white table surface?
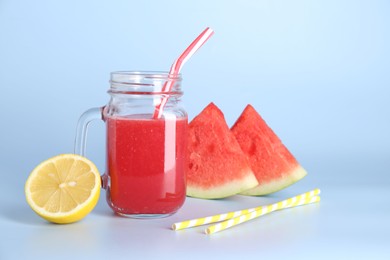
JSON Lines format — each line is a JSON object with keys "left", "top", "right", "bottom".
{"left": 1, "top": 166, "right": 389, "bottom": 260}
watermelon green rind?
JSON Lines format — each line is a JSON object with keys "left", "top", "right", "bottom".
{"left": 231, "top": 104, "right": 307, "bottom": 196}
{"left": 187, "top": 171, "right": 259, "bottom": 199}
{"left": 186, "top": 103, "right": 259, "bottom": 199}
{"left": 239, "top": 165, "right": 307, "bottom": 196}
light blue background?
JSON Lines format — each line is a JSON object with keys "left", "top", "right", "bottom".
{"left": 1, "top": 0, "right": 389, "bottom": 259}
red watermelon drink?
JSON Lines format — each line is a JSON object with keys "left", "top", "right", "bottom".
{"left": 106, "top": 115, "right": 187, "bottom": 217}
{"left": 72, "top": 71, "right": 189, "bottom": 218}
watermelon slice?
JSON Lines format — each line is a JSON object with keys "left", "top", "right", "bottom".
{"left": 186, "top": 103, "right": 258, "bottom": 199}
{"left": 231, "top": 104, "right": 307, "bottom": 196}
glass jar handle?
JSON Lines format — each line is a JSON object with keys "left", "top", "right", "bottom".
{"left": 74, "top": 106, "right": 108, "bottom": 188}
{"left": 74, "top": 107, "right": 104, "bottom": 156}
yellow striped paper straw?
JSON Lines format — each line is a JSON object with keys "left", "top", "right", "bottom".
{"left": 172, "top": 188, "right": 320, "bottom": 231}
{"left": 205, "top": 195, "right": 320, "bottom": 234}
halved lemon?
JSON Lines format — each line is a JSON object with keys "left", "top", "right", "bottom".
{"left": 25, "top": 154, "right": 101, "bottom": 224}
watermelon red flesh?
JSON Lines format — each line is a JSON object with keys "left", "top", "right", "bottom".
{"left": 231, "top": 104, "right": 307, "bottom": 196}
{"left": 186, "top": 103, "right": 258, "bottom": 199}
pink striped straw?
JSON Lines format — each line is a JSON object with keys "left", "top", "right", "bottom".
{"left": 153, "top": 27, "right": 214, "bottom": 118}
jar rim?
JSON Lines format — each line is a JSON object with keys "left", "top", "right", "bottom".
{"left": 109, "top": 71, "right": 182, "bottom": 94}
{"left": 110, "top": 71, "right": 182, "bottom": 83}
